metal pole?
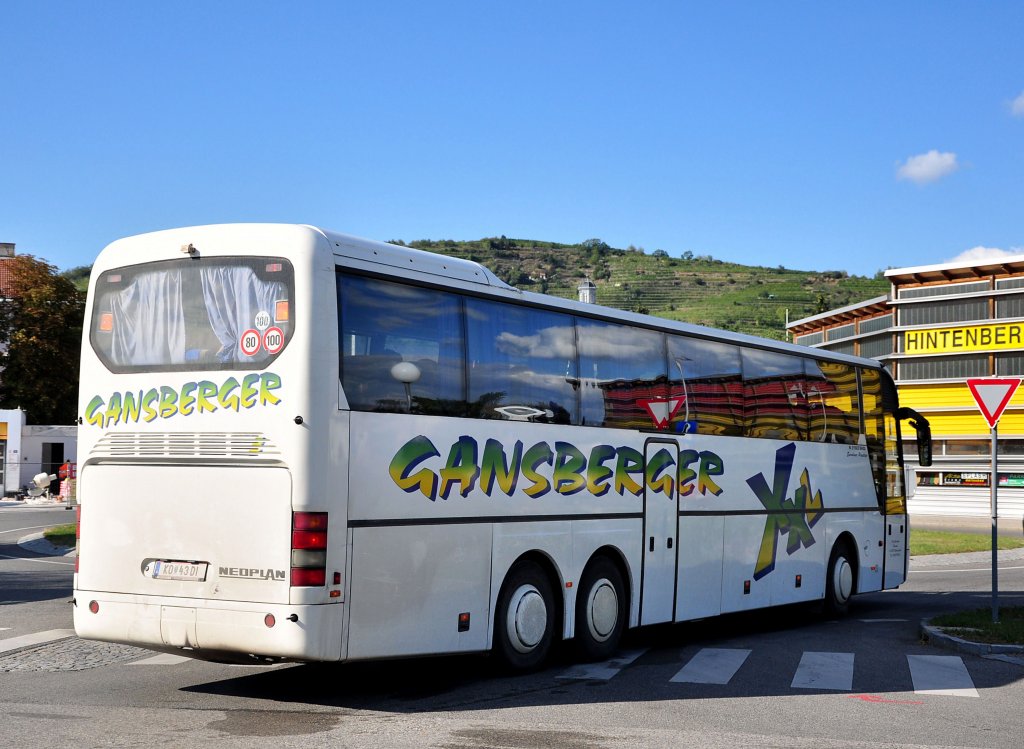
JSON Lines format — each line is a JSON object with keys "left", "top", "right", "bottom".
{"left": 991, "top": 423, "right": 999, "bottom": 624}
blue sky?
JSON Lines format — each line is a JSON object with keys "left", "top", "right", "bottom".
{"left": 3, "top": 2, "right": 1022, "bottom": 278}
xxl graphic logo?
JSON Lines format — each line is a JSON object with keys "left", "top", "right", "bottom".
{"left": 746, "top": 443, "right": 824, "bottom": 581}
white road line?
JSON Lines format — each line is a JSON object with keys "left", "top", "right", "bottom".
{"left": 907, "top": 655, "right": 979, "bottom": 698}
{"left": 0, "top": 553, "right": 74, "bottom": 566}
{"left": 670, "top": 648, "right": 751, "bottom": 685}
{"left": 911, "top": 565, "right": 1024, "bottom": 574}
{"left": 557, "top": 649, "right": 647, "bottom": 681}
{"left": 129, "top": 652, "right": 194, "bottom": 666}
{"left": 228, "top": 662, "right": 286, "bottom": 669}
{"left": 0, "top": 525, "right": 50, "bottom": 536}
{"left": 858, "top": 618, "right": 908, "bottom": 623}
{"left": 791, "top": 651, "right": 854, "bottom": 691}
{"left": 0, "top": 628, "right": 76, "bottom": 654}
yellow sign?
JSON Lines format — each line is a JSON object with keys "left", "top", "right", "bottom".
{"left": 904, "top": 323, "right": 1024, "bottom": 355}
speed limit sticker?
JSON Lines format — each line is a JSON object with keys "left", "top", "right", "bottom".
{"left": 240, "top": 329, "right": 261, "bottom": 357}
{"left": 254, "top": 310, "right": 271, "bottom": 331}
{"left": 263, "top": 326, "right": 285, "bottom": 354}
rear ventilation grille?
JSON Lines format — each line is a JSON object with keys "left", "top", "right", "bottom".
{"left": 92, "top": 432, "right": 282, "bottom": 460}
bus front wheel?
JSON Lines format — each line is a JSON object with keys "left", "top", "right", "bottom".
{"left": 574, "top": 556, "right": 626, "bottom": 662}
{"left": 825, "top": 542, "right": 856, "bottom": 616}
{"left": 494, "top": 560, "right": 556, "bottom": 671}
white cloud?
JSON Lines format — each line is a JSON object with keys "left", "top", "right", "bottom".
{"left": 947, "top": 246, "right": 1024, "bottom": 264}
{"left": 896, "top": 150, "right": 959, "bottom": 184}
{"left": 1013, "top": 91, "right": 1024, "bottom": 117}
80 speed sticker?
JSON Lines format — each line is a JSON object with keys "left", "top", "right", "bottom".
{"left": 240, "top": 329, "right": 261, "bottom": 357}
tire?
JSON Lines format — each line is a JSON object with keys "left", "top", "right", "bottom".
{"left": 493, "top": 560, "right": 556, "bottom": 672}
{"left": 824, "top": 542, "right": 856, "bottom": 616}
{"left": 574, "top": 556, "right": 626, "bottom": 662}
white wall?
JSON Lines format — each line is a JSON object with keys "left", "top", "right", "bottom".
{"left": 20, "top": 424, "right": 78, "bottom": 491}
{"left": 0, "top": 409, "right": 26, "bottom": 495}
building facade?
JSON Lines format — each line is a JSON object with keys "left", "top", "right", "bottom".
{"left": 788, "top": 255, "right": 1024, "bottom": 519}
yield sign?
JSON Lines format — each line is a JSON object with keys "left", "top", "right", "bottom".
{"left": 639, "top": 397, "right": 685, "bottom": 428}
{"left": 967, "top": 378, "right": 1021, "bottom": 429}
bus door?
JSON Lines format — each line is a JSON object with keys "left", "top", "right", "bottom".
{"left": 640, "top": 439, "right": 680, "bottom": 625}
{"left": 883, "top": 416, "right": 908, "bottom": 589}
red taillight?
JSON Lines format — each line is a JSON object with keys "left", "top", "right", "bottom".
{"left": 291, "top": 512, "right": 327, "bottom": 587}
{"left": 291, "top": 530, "right": 327, "bottom": 550}
{"left": 293, "top": 512, "right": 327, "bottom": 531}
{"left": 290, "top": 568, "right": 326, "bottom": 587}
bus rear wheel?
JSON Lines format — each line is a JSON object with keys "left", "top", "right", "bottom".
{"left": 494, "top": 560, "right": 556, "bottom": 672}
{"left": 825, "top": 542, "right": 856, "bottom": 616}
{"left": 574, "top": 556, "right": 626, "bottom": 662}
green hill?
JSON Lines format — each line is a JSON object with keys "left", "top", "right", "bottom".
{"left": 400, "top": 236, "right": 887, "bottom": 341}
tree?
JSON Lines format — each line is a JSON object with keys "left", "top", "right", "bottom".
{"left": 0, "top": 255, "right": 86, "bottom": 424}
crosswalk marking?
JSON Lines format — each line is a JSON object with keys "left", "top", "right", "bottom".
{"left": 0, "top": 627, "right": 987, "bottom": 698}
{"left": 907, "top": 655, "right": 979, "bottom": 698}
{"left": 0, "top": 628, "right": 75, "bottom": 654}
{"left": 130, "top": 652, "right": 193, "bottom": 666}
{"left": 791, "top": 651, "right": 854, "bottom": 691}
{"left": 557, "top": 649, "right": 647, "bottom": 681}
{"left": 670, "top": 647, "right": 751, "bottom": 684}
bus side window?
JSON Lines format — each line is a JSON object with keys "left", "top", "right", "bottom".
{"left": 741, "top": 349, "right": 806, "bottom": 441}
{"left": 577, "top": 320, "right": 666, "bottom": 430}
{"left": 466, "top": 299, "right": 578, "bottom": 424}
{"left": 808, "top": 360, "right": 859, "bottom": 444}
{"left": 860, "top": 367, "right": 887, "bottom": 508}
{"left": 339, "top": 275, "right": 466, "bottom": 415}
{"left": 667, "top": 335, "right": 743, "bottom": 436}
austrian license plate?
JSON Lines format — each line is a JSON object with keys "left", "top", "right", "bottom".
{"left": 146, "top": 560, "right": 208, "bottom": 582}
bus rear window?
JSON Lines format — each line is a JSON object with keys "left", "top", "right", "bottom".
{"left": 90, "top": 257, "right": 295, "bottom": 372}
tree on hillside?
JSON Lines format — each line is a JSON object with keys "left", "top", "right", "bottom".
{"left": 59, "top": 264, "right": 92, "bottom": 292}
{"left": 0, "top": 255, "right": 86, "bottom": 424}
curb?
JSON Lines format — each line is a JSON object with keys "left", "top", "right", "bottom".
{"left": 17, "top": 532, "right": 76, "bottom": 557}
{"left": 920, "top": 618, "right": 1024, "bottom": 657}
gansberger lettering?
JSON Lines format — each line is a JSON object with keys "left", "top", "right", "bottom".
{"left": 389, "top": 435, "right": 725, "bottom": 501}
{"left": 219, "top": 566, "right": 287, "bottom": 581}
{"left": 904, "top": 323, "right": 1024, "bottom": 355}
{"left": 83, "top": 372, "right": 283, "bottom": 428}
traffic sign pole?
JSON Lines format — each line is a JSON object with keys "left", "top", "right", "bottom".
{"left": 966, "top": 377, "right": 1021, "bottom": 624}
{"left": 991, "top": 423, "right": 999, "bottom": 623}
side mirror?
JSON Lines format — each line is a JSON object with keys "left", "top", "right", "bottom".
{"left": 897, "top": 407, "right": 932, "bottom": 467}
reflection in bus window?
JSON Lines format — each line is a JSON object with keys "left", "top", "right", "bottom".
{"left": 807, "top": 360, "right": 860, "bottom": 444}
{"left": 861, "top": 367, "right": 889, "bottom": 508}
{"left": 466, "top": 299, "right": 578, "bottom": 423}
{"left": 339, "top": 275, "right": 466, "bottom": 415}
{"left": 742, "top": 349, "right": 807, "bottom": 441}
{"left": 667, "top": 336, "right": 743, "bottom": 436}
{"left": 577, "top": 320, "right": 666, "bottom": 429}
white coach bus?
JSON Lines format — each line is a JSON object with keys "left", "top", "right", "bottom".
{"left": 73, "top": 224, "right": 931, "bottom": 669}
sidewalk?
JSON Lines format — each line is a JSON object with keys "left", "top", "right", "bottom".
{"left": 910, "top": 513, "right": 1024, "bottom": 539}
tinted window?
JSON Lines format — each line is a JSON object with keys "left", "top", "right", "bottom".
{"left": 466, "top": 299, "right": 578, "bottom": 423}
{"left": 339, "top": 275, "right": 465, "bottom": 415}
{"left": 91, "top": 258, "right": 294, "bottom": 373}
{"left": 577, "top": 320, "right": 666, "bottom": 429}
{"left": 742, "top": 349, "right": 807, "bottom": 441}
{"left": 806, "top": 360, "right": 860, "bottom": 444}
{"left": 667, "top": 335, "right": 743, "bottom": 436}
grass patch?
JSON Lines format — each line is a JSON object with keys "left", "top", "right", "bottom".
{"left": 910, "top": 530, "right": 1024, "bottom": 556}
{"left": 43, "top": 523, "right": 76, "bottom": 548}
{"left": 931, "top": 606, "right": 1024, "bottom": 645}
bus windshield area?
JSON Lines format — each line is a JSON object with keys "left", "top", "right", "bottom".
{"left": 91, "top": 257, "right": 294, "bottom": 372}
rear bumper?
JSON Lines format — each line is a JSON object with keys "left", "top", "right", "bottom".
{"left": 72, "top": 590, "right": 343, "bottom": 662}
